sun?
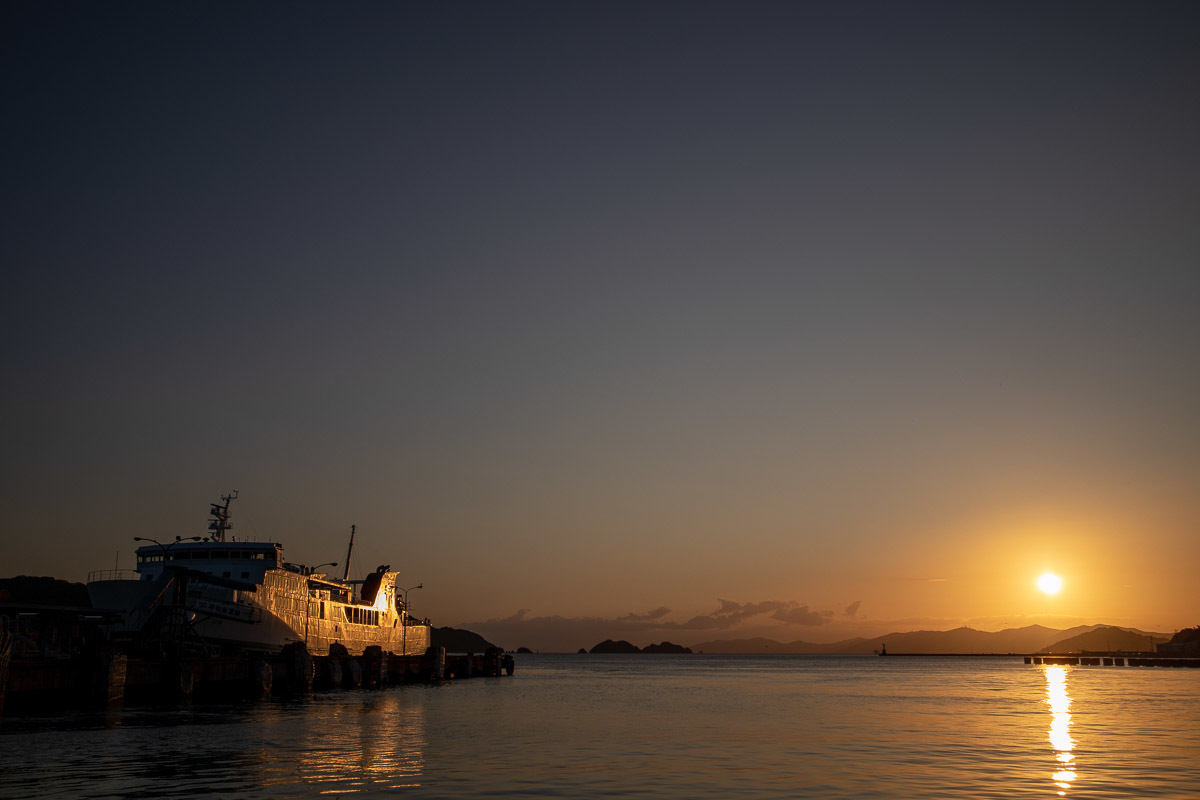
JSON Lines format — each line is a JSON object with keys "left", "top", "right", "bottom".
{"left": 1037, "top": 572, "right": 1063, "bottom": 595}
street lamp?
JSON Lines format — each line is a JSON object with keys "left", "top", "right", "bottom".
{"left": 307, "top": 561, "right": 338, "bottom": 576}
{"left": 401, "top": 583, "right": 423, "bottom": 655}
{"left": 133, "top": 535, "right": 202, "bottom": 560}
{"left": 401, "top": 583, "right": 423, "bottom": 611}
{"left": 132, "top": 535, "right": 202, "bottom": 616}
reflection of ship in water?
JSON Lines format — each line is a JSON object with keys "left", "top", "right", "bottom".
{"left": 294, "top": 693, "right": 427, "bottom": 791}
{"left": 1043, "top": 665, "right": 1077, "bottom": 796}
{"left": 87, "top": 493, "right": 431, "bottom": 656}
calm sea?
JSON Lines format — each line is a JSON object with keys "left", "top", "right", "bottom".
{"left": 2, "top": 654, "right": 1198, "bottom": 798}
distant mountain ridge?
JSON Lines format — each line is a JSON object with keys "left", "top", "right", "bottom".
{"left": 1038, "top": 625, "right": 1166, "bottom": 654}
{"left": 691, "top": 624, "right": 1171, "bottom": 655}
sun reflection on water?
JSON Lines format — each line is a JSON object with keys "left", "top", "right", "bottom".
{"left": 1044, "top": 666, "right": 1077, "bottom": 795}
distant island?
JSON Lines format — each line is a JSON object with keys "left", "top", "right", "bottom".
{"left": 588, "top": 639, "right": 692, "bottom": 654}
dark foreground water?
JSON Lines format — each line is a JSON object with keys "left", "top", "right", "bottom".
{"left": 2, "top": 655, "right": 1198, "bottom": 798}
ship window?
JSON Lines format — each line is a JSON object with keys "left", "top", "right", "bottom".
{"left": 211, "top": 551, "right": 228, "bottom": 559}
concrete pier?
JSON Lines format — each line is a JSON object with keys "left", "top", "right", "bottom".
{"left": 3, "top": 645, "right": 511, "bottom": 713}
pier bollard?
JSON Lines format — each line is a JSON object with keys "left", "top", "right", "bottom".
{"left": 251, "top": 659, "right": 273, "bottom": 698}
{"left": 432, "top": 646, "right": 446, "bottom": 681}
{"left": 281, "top": 642, "right": 314, "bottom": 692}
{"left": 485, "top": 647, "right": 502, "bottom": 677}
{"left": 363, "top": 646, "right": 386, "bottom": 688}
{"left": 173, "top": 661, "right": 194, "bottom": 701}
{"left": 503, "top": 653, "right": 515, "bottom": 676}
{"left": 320, "top": 658, "right": 343, "bottom": 689}
{"left": 92, "top": 650, "right": 127, "bottom": 708}
{"left": 343, "top": 658, "right": 362, "bottom": 689}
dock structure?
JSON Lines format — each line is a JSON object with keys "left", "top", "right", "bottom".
{"left": 3, "top": 642, "right": 514, "bottom": 713}
{"left": 1023, "top": 655, "right": 1200, "bottom": 668}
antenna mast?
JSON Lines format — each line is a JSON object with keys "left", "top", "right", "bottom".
{"left": 342, "top": 524, "right": 355, "bottom": 581}
{"left": 208, "top": 490, "right": 238, "bottom": 542}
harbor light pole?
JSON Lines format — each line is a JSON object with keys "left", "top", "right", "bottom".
{"left": 401, "top": 583, "right": 422, "bottom": 655}
{"left": 307, "top": 562, "right": 338, "bottom": 576}
{"left": 133, "top": 535, "right": 202, "bottom": 560}
{"left": 132, "top": 535, "right": 202, "bottom": 641}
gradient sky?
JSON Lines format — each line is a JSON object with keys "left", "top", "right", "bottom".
{"left": 4, "top": 2, "right": 1198, "bottom": 652}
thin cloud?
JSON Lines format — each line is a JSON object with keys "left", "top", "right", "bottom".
{"left": 462, "top": 598, "right": 841, "bottom": 651}
{"left": 771, "top": 605, "right": 834, "bottom": 626}
{"left": 674, "top": 599, "right": 795, "bottom": 630}
{"left": 618, "top": 606, "right": 672, "bottom": 622}
{"left": 843, "top": 600, "right": 861, "bottom": 618}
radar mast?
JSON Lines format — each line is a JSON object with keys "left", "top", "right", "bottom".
{"left": 208, "top": 490, "right": 238, "bottom": 542}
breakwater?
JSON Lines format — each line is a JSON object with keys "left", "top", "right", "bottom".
{"left": 1024, "top": 655, "right": 1200, "bottom": 667}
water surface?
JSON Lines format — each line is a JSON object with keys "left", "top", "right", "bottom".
{"left": 2, "top": 655, "right": 1197, "bottom": 798}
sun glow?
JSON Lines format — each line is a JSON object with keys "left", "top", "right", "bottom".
{"left": 1037, "top": 572, "right": 1063, "bottom": 595}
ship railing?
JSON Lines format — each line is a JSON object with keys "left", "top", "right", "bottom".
{"left": 87, "top": 569, "right": 140, "bottom": 582}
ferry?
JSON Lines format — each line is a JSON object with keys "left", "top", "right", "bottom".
{"left": 87, "top": 493, "right": 431, "bottom": 657}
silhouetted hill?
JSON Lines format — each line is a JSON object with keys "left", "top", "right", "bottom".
{"left": 864, "top": 625, "right": 1101, "bottom": 655}
{"left": 1040, "top": 626, "right": 1166, "bottom": 653}
{"left": 431, "top": 626, "right": 496, "bottom": 653}
{"left": 1158, "top": 626, "right": 1200, "bottom": 656}
{"left": 589, "top": 639, "right": 640, "bottom": 653}
{"left": 1168, "top": 626, "right": 1200, "bottom": 645}
{"left": 691, "top": 624, "right": 1136, "bottom": 654}
{"left": 641, "top": 641, "right": 692, "bottom": 654}
{"left": 0, "top": 575, "right": 89, "bottom": 606}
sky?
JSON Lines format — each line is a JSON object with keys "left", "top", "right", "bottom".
{"left": 3, "top": 1, "right": 1198, "bottom": 652}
